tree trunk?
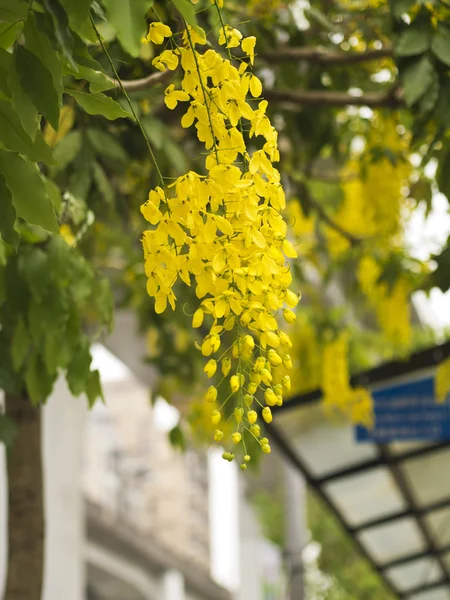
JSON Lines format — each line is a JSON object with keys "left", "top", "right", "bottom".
{"left": 4, "top": 393, "right": 44, "bottom": 600}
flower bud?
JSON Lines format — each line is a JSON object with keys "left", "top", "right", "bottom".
{"left": 213, "top": 429, "right": 224, "bottom": 442}
{"left": 250, "top": 424, "right": 261, "bottom": 437}
{"left": 247, "top": 410, "right": 257, "bottom": 424}
{"left": 205, "top": 385, "right": 218, "bottom": 403}
{"left": 282, "top": 375, "right": 291, "bottom": 392}
{"left": 222, "top": 357, "right": 231, "bottom": 376}
{"left": 204, "top": 359, "right": 217, "bottom": 378}
{"left": 262, "top": 407, "right": 272, "bottom": 423}
{"left": 192, "top": 308, "right": 204, "bottom": 328}
{"left": 283, "top": 308, "right": 296, "bottom": 324}
{"left": 285, "top": 290, "right": 299, "bottom": 308}
{"left": 230, "top": 375, "right": 240, "bottom": 392}
{"left": 264, "top": 389, "right": 277, "bottom": 406}
{"left": 248, "top": 382, "right": 258, "bottom": 394}
{"left": 234, "top": 407, "right": 244, "bottom": 423}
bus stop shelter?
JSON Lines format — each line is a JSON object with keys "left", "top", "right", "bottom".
{"left": 269, "top": 341, "right": 450, "bottom": 600}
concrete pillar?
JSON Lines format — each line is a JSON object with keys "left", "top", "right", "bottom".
{"left": 160, "top": 569, "right": 185, "bottom": 600}
{"left": 284, "top": 461, "right": 307, "bottom": 600}
{"left": 235, "top": 488, "right": 264, "bottom": 600}
{"left": 42, "top": 378, "right": 87, "bottom": 600}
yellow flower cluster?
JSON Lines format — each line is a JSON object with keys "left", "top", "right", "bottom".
{"left": 327, "top": 116, "right": 410, "bottom": 257}
{"left": 141, "top": 11, "right": 298, "bottom": 467}
{"left": 322, "top": 333, "right": 373, "bottom": 427}
{"left": 358, "top": 256, "right": 411, "bottom": 349}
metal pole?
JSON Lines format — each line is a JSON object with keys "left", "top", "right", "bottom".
{"left": 284, "top": 460, "right": 307, "bottom": 600}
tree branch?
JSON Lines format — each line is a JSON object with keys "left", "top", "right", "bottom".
{"left": 259, "top": 46, "right": 393, "bottom": 65}
{"left": 264, "top": 87, "right": 403, "bottom": 108}
{"left": 112, "top": 70, "right": 171, "bottom": 92}
{"left": 298, "top": 182, "right": 362, "bottom": 246}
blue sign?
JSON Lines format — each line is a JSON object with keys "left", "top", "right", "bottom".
{"left": 356, "top": 376, "right": 450, "bottom": 443}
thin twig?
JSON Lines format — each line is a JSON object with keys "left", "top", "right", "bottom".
{"left": 111, "top": 70, "right": 171, "bottom": 92}
{"left": 259, "top": 46, "right": 393, "bottom": 66}
{"left": 299, "top": 181, "right": 362, "bottom": 245}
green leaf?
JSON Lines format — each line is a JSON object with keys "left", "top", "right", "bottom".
{"left": 143, "top": 116, "right": 165, "bottom": 150}
{"left": 0, "top": 21, "right": 21, "bottom": 50}
{"left": 86, "top": 128, "right": 127, "bottom": 162}
{"left": 11, "top": 317, "right": 30, "bottom": 372}
{"left": 0, "top": 150, "right": 59, "bottom": 233}
{"left": 20, "top": 247, "right": 49, "bottom": 300}
{"left": 0, "top": 172, "right": 19, "bottom": 248}
{"left": 0, "top": 48, "right": 10, "bottom": 97}
{"left": 58, "top": 0, "right": 95, "bottom": 41}
{"left": 8, "top": 54, "right": 40, "bottom": 141}
{"left": 419, "top": 68, "right": 439, "bottom": 114}
{"left": 44, "top": 176, "right": 62, "bottom": 213}
{"left": 14, "top": 46, "right": 60, "bottom": 130}
{"left": 101, "top": 0, "right": 154, "bottom": 57}
{"left": 90, "top": 276, "right": 114, "bottom": 332}
{"left": 23, "top": 13, "right": 64, "bottom": 100}
{"left": 69, "top": 148, "right": 93, "bottom": 201}
{"left": 65, "top": 63, "right": 114, "bottom": 93}
{"left": 28, "top": 300, "right": 44, "bottom": 344}
{"left": 72, "top": 32, "right": 103, "bottom": 70}
{"left": 396, "top": 27, "right": 430, "bottom": 56}
{"left": 51, "top": 130, "right": 83, "bottom": 173}
{"left": 169, "top": 424, "right": 186, "bottom": 452}
{"left": 25, "top": 352, "right": 56, "bottom": 404}
{"left": 0, "top": 331, "right": 22, "bottom": 393}
{"left": 42, "top": 0, "right": 76, "bottom": 68}
{"left": 0, "top": 98, "right": 55, "bottom": 164}
{"left": 170, "top": 0, "right": 196, "bottom": 26}
{"left": 0, "top": 0, "right": 28, "bottom": 21}
{"left": 92, "top": 161, "right": 114, "bottom": 203}
{"left": 402, "top": 56, "right": 435, "bottom": 107}
{"left": 44, "top": 334, "right": 63, "bottom": 373}
{"left": 164, "top": 137, "right": 188, "bottom": 173}
{"left": 47, "top": 234, "right": 71, "bottom": 280}
{"left": 65, "top": 89, "right": 132, "bottom": 120}
{"left": 431, "top": 28, "right": 450, "bottom": 66}
{"left": 0, "top": 414, "right": 17, "bottom": 447}
{"left": 66, "top": 340, "right": 92, "bottom": 396}
{"left": 436, "top": 80, "right": 450, "bottom": 129}
{"left": 85, "top": 369, "right": 104, "bottom": 408}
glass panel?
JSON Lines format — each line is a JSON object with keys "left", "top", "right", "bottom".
{"left": 424, "top": 507, "right": 450, "bottom": 548}
{"left": 400, "top": 448, "right": 450, "bottom": 507}
{"left": 442, "top": 551, "right": 450, "bottom": 571}
{"left": 388, "top": 441, "right": 432, "bottom": 456}
{"left": 409, "top": 588, "right": 450, "bottom": 600}
{"left": 276, "top": 405, "right": 377, "bottom": 477}
{"left": 385, "top": 558, "right": 443, "bottom": 592}
{"left": 358, "top": 517, "right": 426, "bottom": 563}
{"left": 325, "top": 467, "right": 406, "bottom": 526}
